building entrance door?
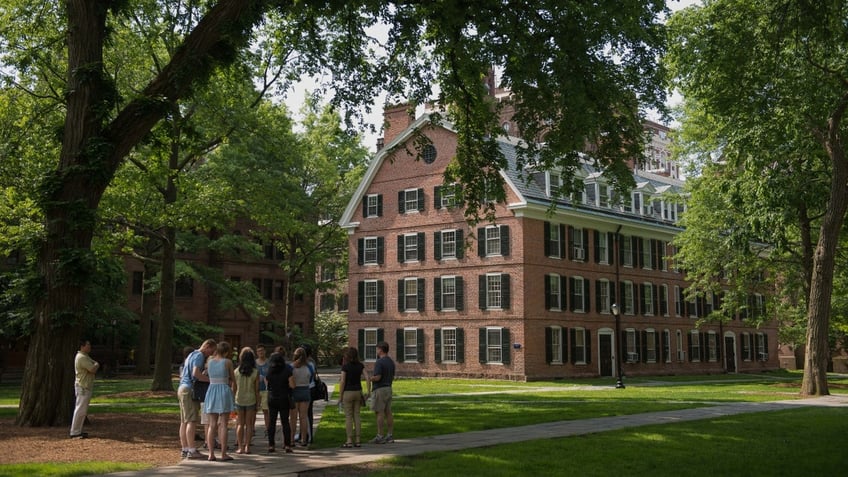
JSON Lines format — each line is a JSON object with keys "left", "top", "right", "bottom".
{"left": 600, "top": 334, "right": 613, "bottom": 377}
{"left": 725, "top": 336, "right": 736, "bottom": 373}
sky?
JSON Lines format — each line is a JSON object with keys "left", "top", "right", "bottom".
{"left": 283, "top": 0, "right": 702, "bottom": 151}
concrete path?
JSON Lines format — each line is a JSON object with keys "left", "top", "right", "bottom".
{"left": 107, "top": 374, "right": 848, "bottom": 477}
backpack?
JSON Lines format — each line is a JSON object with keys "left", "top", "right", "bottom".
{"left": 310, "top": 373, "right": 329, "bottom": 401}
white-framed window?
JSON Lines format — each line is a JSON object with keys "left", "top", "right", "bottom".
{"left": 403, "top": 233, "right": 420, "bottom": 262}
{"left": 598, "top": 183, "right": 610, "bottom": 208}
{"left": 363, "top": 237, "right": 379, "bottom": 264}
{"left": 572, "top": 328, "right": 587, "bottom": 364}
{"left": 676, "top": 329, "right": 684, "bottom": 361}
{"left": 659, "top": 241, "right": 668, "bottom": 271}
{"left": 363, "top": 280, "right": 379, "bottom": 313}
{"left": 548, "top": 224, "right": 562, "bottom": 258}
{"left": 707, "top": 331, "right": 717, "bottom": 362}
{"left": 690, "top": 330, "right": 701, "bottom": 362}
{"left": 486, "top": 225, "right": 502, "bottom": 256}
{"left": 486, "top": 274, "right": 503, "bottom": 309}
{"left": 440, "top": 276, "right": 457, "bottom": 310}
{"left": 404, "top": 188, "right": 421, "bottom": 213}
{"left": 660, "top": 284, "right": 669, "bottom": 316}
{"left": 623, "top": 281, "right": 635, "bottom": 315}
{"left": 549, "top": 326, "right": 564, "bottom": 364}
{"left": 548, "top": 274, "right": 563, "bottom": 310}
{"left": 572, "top": 276, "right": 586, "bottom": 313}
{"left": 365, "top": 194, "right": 381, "bottom": 217}
{"left": 598, "top": 279, "right": 611, "bottom": 314}
{"left": 753, "top": 294, "right": 766, "bottom": 318}
{"left": 441, "top": 328, "right": 458, "bottom": 362}
{"left": 756, "top": 332, "right": 768, "bottom": 361}
{"left": 547, "top": 172, "right": 562, "bottom": 197}
{"left": 404, "top": 328, "right": 419, "bottom": 362}
{"left": 674, "top": 285, "right": 682, "bottom": 316}
{"left": 440, "top": 230, "right": 457, "bottom": 259}
{"left": 403, "top": 278, "right": 419, "bottom": 311}
{"left": 485, "top": 327, "right": 504, "bottom": 364}
{"left": 642, "top": 241, "right": 653, "bottom": 270}
{"left": 363, "top": 328, "right": 379, "bottom": 361}
{"left": 438, "top": 184, "right": 458, "bottom": 208}
{"left": 742, "top": 333, "right": 752, "bottom": 361}
{"left": 572, "top": 228, "right": 585, "bottom": 261}
{"left": 597, "top": 232, "right": 610, "bottom": 264}
{"left": 705, "top": 291, "right": 715, "bottom": 315}
{"left": 663, "top": 329, "right": 672, "bottom": 363}
{"left": 622, "top": 234, "right": 633, "bottom": 267}
{"left": 642, "top": 283, "right": 654, "bottom": 316}
{"left": 646, "top": 329, "right": 657, "bottom": 363}
{"left": 625, "top": 329, "right": 638, "bottom": 363}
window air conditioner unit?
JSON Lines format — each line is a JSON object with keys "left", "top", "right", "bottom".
{"left": 573, "top": 247, "right": 585, "bottom": 260}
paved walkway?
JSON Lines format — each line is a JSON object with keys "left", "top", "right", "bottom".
{"left": 108, "top": 374, "right": 848, "bottom": 477}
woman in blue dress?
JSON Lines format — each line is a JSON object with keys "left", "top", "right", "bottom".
{"left": 204, "top": 341, "right": 236, "bottom": 461}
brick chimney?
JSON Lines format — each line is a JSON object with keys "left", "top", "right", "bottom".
{"left": 382, "top": 102, "right": 416, "bottom": 147}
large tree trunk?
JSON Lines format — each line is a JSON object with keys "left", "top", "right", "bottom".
{"left": 135, "top": 259, "right": 159, "bottom": 375}
{"left": 151, "top": 226, "right": 177, "bottom": 391}
{"left": 19, "top": 0, "right": 270, "bottom": 425}
{"left": 801, "top": 111, "right": 848, "bottom": 396}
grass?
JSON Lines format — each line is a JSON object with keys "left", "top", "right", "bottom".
{"left": 0, "top": 370, "right": 846, "bottom": 476}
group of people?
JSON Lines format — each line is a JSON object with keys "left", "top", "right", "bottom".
{"left": 176, "top": 339, "right": 395, "bottom": 462}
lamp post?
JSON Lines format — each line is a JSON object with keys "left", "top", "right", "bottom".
{"left": 611, "top": 303, "right": 625, "bottom": 389}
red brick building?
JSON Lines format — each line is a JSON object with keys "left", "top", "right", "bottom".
{"left": 339, "top": 107, "right": 778, "bottom": 381}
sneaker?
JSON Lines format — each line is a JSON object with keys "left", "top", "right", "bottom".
{"left": 186, "top": 450, "right": 206, "bottom": 460}
{"left": 69, "top": 434, "right": 87, "bottom": 439}
{"left": 181, "top": 450, "right": 188, "bottom": 459}
{"left": 370, "top": 435, "right": 385, "bottom": 444}
{"left": 384, "top": 434, "right": 394, "bottom": 443}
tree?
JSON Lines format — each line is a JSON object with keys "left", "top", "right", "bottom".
{"left": 2, "top": 0, "right": 667, "bottom": 425}
{"left": 666, "top": 0, "right": 848, "bottom": 395}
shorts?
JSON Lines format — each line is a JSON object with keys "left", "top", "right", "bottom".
{"left": 292, "top": 386, "right": 311, "bottom": 403}
{"left": 178, "top": 386, "right": 201, "bottom": 423}
{"left": 236, "top": 404, "right": 257, "bottom": 412}
{"left": 371, "top": 386, "right": 392, "bottom": 413}
{"left": 259, "top": 390, "right": 269, "bottom": 411}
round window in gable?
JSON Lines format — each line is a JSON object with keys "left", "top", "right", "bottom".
{"left": 422, "top": 144, "right": 437, "bottom": 164}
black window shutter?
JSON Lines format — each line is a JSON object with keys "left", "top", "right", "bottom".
{"left": 397, "top": 279, "right": 405, "bottom": 312}
{"left": 582, "top": 229, "right": 589, "bottom": 257}
{"left": 560, "top": 276, "right": 567, "bottom": 311}
{"left": 502, "top": 274, "right": 511, "bottom": 309}
{"left": 357, "top": 238, "right": 364, "bottom": 265}
{"left": 620, "top": 330, "right": 627, "bottom": 361}
{"left": 417, "top": 232, "right": 425, "bottom": 261}
{"left": 477, "top": 227, "right": 485, "bottom": 257}
{"left": 478, "top": 275, "right": 487, "bottom": 310}
{"left": 687, "top": 332, "right": 694, "bottom": 362}
{"left": 362, "top": 200, "right": 367, "bottom": 218}
{"left": 417, "top": 188, "right": 425, "bottom": 211}
{"left": 544, "top": 275, "right": 552, "bottom": 309}
{"left": 377, "top": 328, "right": 384, "bottom": 344}
{"left": 559, "top": 225, "right": 567, "bottom": 258}
{"left": 456, "top": 328, "right": 465, "bottom": 363}
{"left": 640, "top": 284, "right": 647, "bottom": 315}
{"left": 562, "top": 327, "right": 569, "bottom": 363}
{"left": 641, "top": 330, "right": 648, "bottom": 363}
{"left": 763, "top": 334, "right": 769, "bottom": 361}
{"left": 377, "top": 237, "right": 384, "bottom": 264}
{"left": 417, "top": 329, "right": 425, "bottom": 362}
{"left": 377, "top": 194, "right": 383, "bottom": 216}
{"left": 567, "top": 226, "right": 575, "bottom": 260}
{"left": 397, "top": 235, "right": 404, "bottom": 263}
{"left": 608, "top": 232, "right": 616, "bottom": 265}
{"left": 456, "top": 276, "right": 465, "bottom": 311}
{"left": 434, "top": 232, "right": 442, "bottom": 260}
{"left": 636, "top": 237, "right": 644, "bottom": 268}
{"left": 544, "top": 222, "right": 552, "bottom": 256}
{"left": 417, "top": 278, "right": 425, "bottom": 311}
{"left": 583, "top": 278, "right": 591, "bottom": 312}
{"left": 357, "top": 282, "right": 364, "bottom": 313}
{"left": 595, "top": 280, "right": 602, "bottom": 312}
{"left": 585, "top": 330, "right": 592, "bottom": 364}
{"left": 434, "top": 329, "right": 442, "bottom": 363}
{"left": 478, "top": 328, "right": 487, "bottom": 363}
{"left": 434, "top": 277, "right": 442, "bottom": 311}
{"left": 593, "top": 229, "right": 600, "bottom": 263}
{"left": 569, "top": 328, "right": 577, "bottom": 365}
{"left": 545, "top": 327, "right": 553, "bottom": 364}
{"left": 398, "top": 190, "right": 405, "bottom": 213}
{"left": 700, "top": 332, "right": 706, "bottom": 360}
{"left": 501, "top": 329, "right": 511, "bottom": 364}
{"left": 716, "top": 334, "right": 722, "bottom": 361}
{"left": 358, "top": 329, "right": 365, "bottom": 357}
{"left": 569, "top": 277, "right": 576, "bottom": 312}
{"left": 434, "top": 186, "right": 442, "bottom": 209}
{"left": 396, "top": 329, "right": 404, "bottom": 361}
{"left": 500, "top": 225, "right": 510, "bottom": 256}
{"left": 456, "top": 230, "right": 464, "bottom": 258}
{"left": 376, "top": 280, "right": 384, "bottom": 312}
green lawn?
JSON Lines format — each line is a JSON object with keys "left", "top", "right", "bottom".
{"left": 1, "top": 370, "right": 846, "bottom": 476}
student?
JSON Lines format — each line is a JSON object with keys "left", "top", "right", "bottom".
{"left": 338, "top": 347, "right": 369, "bottom": 448}
{"left": 369, "top": 341, "right": 395, "bottom": 444}
{"left": 178, "top": 339, "right": 216, "bottom": 459}
{"left": 265, "top": 352, "right": 295, "bottom": 453}
{"left": 289, "top": 347, "right": 312, "bottom": 447}
{"left": 69, "top": 339, "right": 99, "bottom": 439}
{"left": 203, "top": 341, "right": 236, "bottom": 461}
{"left": 255, "top": 344, "right": 270, "bottom": 438}
{"left": 234, "top": 347, "right": 259, "bottom": 454}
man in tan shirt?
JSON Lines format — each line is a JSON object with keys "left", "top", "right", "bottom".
{"left": 70, "top": 339, "right": 99, "bottom": 438}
